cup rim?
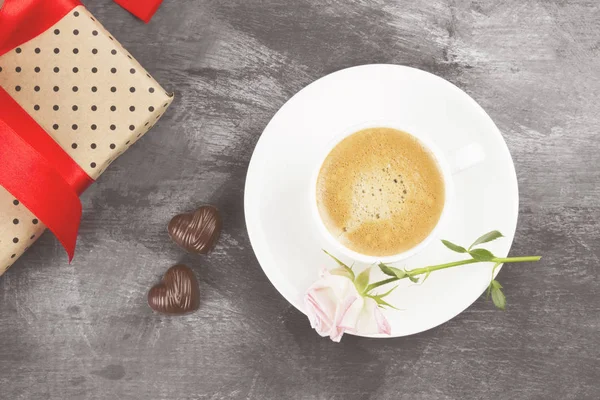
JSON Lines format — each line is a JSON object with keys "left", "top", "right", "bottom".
{"left": 308, "top": 119, "right": 454, "bottom": 264}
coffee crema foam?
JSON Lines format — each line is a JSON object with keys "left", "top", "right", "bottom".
{"left": 316, "top": 127, "right": 445, "bottom": 256}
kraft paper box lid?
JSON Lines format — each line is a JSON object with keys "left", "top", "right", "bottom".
{"left": 0, "top": 5, "right": 174, "bottom": 274}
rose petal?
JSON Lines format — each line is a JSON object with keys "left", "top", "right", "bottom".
{"left": 304, "top": 268, "right": 391, "bottom": 342}
{"left": 355, "top": 297, "right": 385, "bottom": 335}
{"left": 338, "top": 295, "right": 365, "bottom": 332}
{"left": 305, "top": 290, "right": 335, "bottom": 337}
{"left": 305, "top": 295, "right": 326, "bottom": 330}
{"left": 304, "top": 276, "right": 352, "bottom": 338}
{"left": 309, "top": 287, "right": 338, "bottom": 318}
{"left": 329, "top": 325, "right": 344, "bottom": 342}
{"left": 329, "top": 293, "right": 361, "bottom": 341}
{"left": 373, "top": 303, "right": 392, "bottom": 335}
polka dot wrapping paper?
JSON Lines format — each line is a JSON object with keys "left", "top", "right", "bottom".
{"left": 0, "top": 5, "right": 173, "bottom": 274}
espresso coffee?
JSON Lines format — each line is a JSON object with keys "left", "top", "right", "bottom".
{"left": 316, "top": 127, "right": 445, "bottom": 256}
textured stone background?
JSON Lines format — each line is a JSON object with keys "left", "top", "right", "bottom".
{"left": 1, "top": 0, "right": 599, "bottom": 399}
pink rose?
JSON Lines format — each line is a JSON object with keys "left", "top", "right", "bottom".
{"left": 304, "top": 269, "right": 391, "bottom": 342}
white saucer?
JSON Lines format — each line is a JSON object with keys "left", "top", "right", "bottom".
{"left": 245, "top": 65, "right": 518, "bottom": 338}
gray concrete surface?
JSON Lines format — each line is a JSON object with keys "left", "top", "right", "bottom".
{"left": 1, "top": 0, "right": 599, "bottom": 399}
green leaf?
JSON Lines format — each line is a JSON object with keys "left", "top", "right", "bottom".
{"left": 491, "top": 279, "right": 503, "bottom": 290}
{"left": 378, "top": 263, "right": 406, "bottom": 279}
{"left": 354, "top": 267, "right": 371, "bottom": 294}
{"left": 491, "top": 286, "right": 506, "bottom": 310}
{"left": 470, "top": 248, "right": 495, "bottom": 261}
{"left": 371, "top": 296, "right": 399, "bottom": 310}
{"left": 407, "top": 274, "right": 420, "bottom": 283}
{"left": 485, "top": 262, "right": 502, "bottom": 300}
{"left": 378, "top": 263, "right": 396, "bottom": 277}
{"left": 441, "top": 240, "right": 468, "bottom": 253}
{"left": 323, "top": 249, "right": 349, "bottom": 268}
{"left": 376, "top": 285, "right": 398, "bottom": 299}
{"left": 421, "top": 270, "right": 432, "bottom": 283}
{"left": 469, "top": 230, "right": 504, "bottom": 250}
{"left": 393, "top": 269, "right": 407, "bottom": 279}
{"left": 323, "top": 250, "right": 355, "bottom": 280}
{"left": 329, "top": 268, "right": 353, "bottom": 280}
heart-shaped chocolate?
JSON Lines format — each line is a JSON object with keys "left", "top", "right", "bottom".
{"left": 148, "top": 265, "right": 200, "bottom": 315}
{"left": 168, "top": 205, "right": 222, "bottom": 254}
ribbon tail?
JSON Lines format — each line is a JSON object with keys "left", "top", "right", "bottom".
{"left": 113, "top": 0, "right": 164, "bottom": 23}
{"left": 0, "top": 122, "right": 82, "bottom": 262}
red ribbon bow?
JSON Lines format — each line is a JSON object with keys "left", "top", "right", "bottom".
{"left": 0, "top": 0, "right": 163, "bottom": 260}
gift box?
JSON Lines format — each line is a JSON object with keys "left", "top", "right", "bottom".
{"left": 0, "top": 1, "right": 173, "bottom": 274}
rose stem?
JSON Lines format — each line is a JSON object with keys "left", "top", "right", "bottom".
{"left": 366, "top": 256, "right": 542, "bottom": 293}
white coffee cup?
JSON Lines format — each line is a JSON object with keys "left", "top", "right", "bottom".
{"left": 308, "top": 120, "right": 485, "bottom": 264}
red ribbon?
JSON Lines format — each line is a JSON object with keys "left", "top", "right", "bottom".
{"left": 115, "top": 0, "right": 164, "bottom": 24}
{"left": 0, "top": 89, "right": 93, "bottom": 261}
{"left": 0, "top": 0, "right": 81, "bottom": 56}
{"left": 0, "top": 0, "right": 163, "bottom": 260}
{"left": 0, "top": 0, "right": 161, "bottom": 55}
